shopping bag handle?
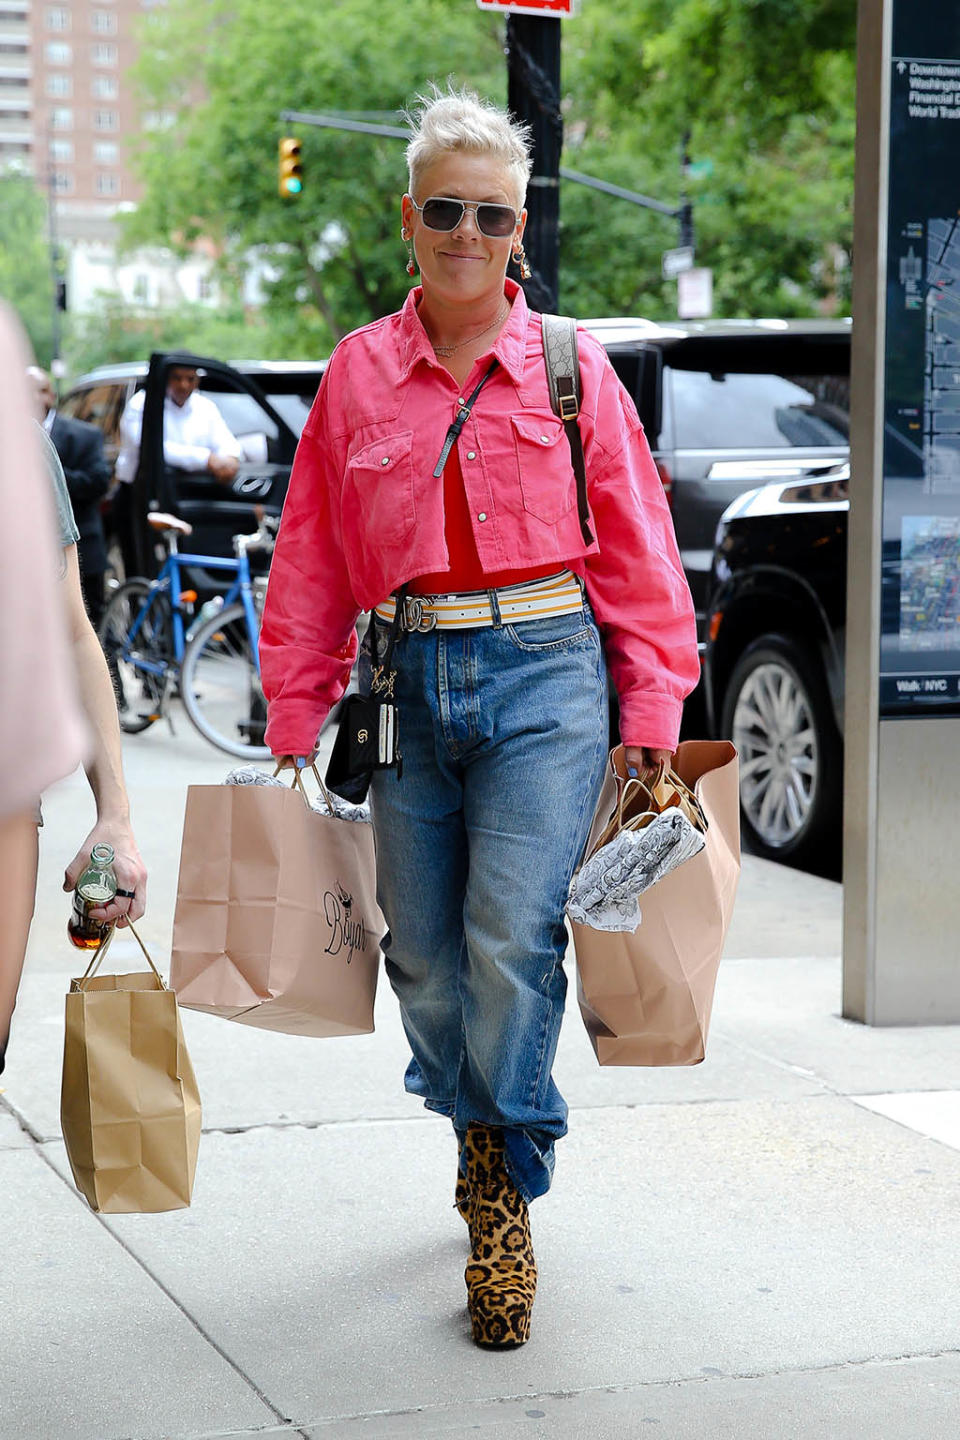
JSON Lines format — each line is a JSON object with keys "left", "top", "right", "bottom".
{"left": 273, "top": 760, "right": 336, "bottom": 814}
{"left": 75, "top": 917, "right": 166, "bottom": 991}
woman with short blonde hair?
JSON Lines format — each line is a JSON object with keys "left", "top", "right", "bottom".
{"left": 261, "top": 85, "right": 698, "bottom": 1348}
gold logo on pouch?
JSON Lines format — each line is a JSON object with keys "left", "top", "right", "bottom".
{"left": 357, "top": 728, "right": 369, "bottom": 743}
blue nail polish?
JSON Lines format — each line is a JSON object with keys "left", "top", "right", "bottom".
{"left": 626, "top": 765, "right": 639, "bottom": 778}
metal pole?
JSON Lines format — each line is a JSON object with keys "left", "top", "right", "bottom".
{"left": 46, "top": 155, "right": 62, "bottom": 370}
{"left": 678, "top": 131, "right": 695, "bottom": 252}
{"left": 505, "top": 16, "right": 562, "bottom": 312}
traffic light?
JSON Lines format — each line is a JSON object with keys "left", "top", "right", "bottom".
{"left": 278, "top": 136, "right": 303, "bottom": 198}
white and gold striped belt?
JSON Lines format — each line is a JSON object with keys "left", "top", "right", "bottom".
{"left": 374, "top": 570, "right": 584, "bottom": 633}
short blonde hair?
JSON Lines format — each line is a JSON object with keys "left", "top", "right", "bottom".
{"left": 406, "top": 86, "right": 532, "bottom": 211}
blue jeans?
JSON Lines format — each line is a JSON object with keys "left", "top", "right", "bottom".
{"left": 366, "top": 601, "right": 608, "bottom": 1201}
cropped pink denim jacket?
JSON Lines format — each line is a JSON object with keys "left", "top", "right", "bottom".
{"left": 260, "top": 281, "right": 699, "bottom": 756}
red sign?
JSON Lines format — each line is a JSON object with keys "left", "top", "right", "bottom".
{"left": 476, "top": 0, "right": 579, "bottom": 16}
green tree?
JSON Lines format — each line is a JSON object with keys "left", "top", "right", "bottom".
{"left": 562, "top": 0, "right": 856, "bottom": 316}
{"left": 0, "top": 172, "right": 56, "bottom": 364}
{"left": 126, "top": 0, "right": 857, "bottom": 335}
{"left": 125, "top": 0, "right": 506, "bottom": 349}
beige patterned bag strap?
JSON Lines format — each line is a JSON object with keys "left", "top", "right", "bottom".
{"left": 542, "top": 313, "right": 594, "bottom": 546}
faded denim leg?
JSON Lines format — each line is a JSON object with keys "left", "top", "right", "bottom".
{"left": 369, "top": 638, "right": 468, "bottom": 1119}
{"left": 369, "top": 607, "right": 608, "bottom": 1200}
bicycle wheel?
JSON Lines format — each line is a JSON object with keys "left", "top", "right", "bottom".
{"left": 180, "top": 602, "right": 270, "bottom": 759}
{"left": 98, "top": 580, "right": 171, "bottom": 733}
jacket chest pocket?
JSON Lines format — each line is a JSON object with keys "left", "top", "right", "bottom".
{"left": 342, "top": 430, "right": 416, "bottom": 549}
{"left": 511, "top": 412, "right": 575, "bottom": 525}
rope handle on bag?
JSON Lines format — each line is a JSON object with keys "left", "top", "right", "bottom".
{"left": 75, "top": 915, "right": 166, "bottom": 991}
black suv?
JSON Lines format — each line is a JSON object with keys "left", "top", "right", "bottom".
{"left": 583, "top": 317, "right": 851, "bottom": 649}
{"left": 703, "top": 470, "right": 850, "bottom": 871}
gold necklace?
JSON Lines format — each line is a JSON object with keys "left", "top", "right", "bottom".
{"left": 430, "top": 302, "right": 510, "bottom": 357}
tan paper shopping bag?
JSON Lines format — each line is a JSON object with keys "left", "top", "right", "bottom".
{"left": 61, "top": 923, "right": 202, "bottom": 1213}
{"left": 171, "top": 771, "right": 384, "bottom": 1036}
{"left": 572, "top": 740, "right": 740, "bottom": 1066}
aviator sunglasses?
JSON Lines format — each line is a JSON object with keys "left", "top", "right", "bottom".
{"left": 410, "top": 195, "right": 519, "bottom": 238}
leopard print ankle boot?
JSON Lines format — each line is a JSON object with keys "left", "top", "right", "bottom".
{"left": 463, "top": 1123, "right": 537, "bottom": 1348}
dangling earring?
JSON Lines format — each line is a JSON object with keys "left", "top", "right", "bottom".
{"left": 512, "top": 242, "right": 532, "bottom": 281}
{"left": 401, "top": 227, "right": 416, "bottom": 276}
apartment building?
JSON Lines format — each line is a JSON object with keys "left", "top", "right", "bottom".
{"left": 0, "top": 0, "right": 147, "bottom": 239}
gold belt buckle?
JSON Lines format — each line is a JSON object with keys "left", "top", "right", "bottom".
{"left": 402, "top": 595, "right": 437, "bottom": 633}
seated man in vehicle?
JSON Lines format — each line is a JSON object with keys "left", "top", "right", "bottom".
{"left": 113, "top": 364, "right": 244, "bottom": 576}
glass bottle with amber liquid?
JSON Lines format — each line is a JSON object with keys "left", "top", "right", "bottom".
{"left": 67, "top": 842, "right": 118, "bottom": 950}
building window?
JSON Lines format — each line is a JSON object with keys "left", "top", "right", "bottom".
{"left": 49, "top": 139, "right": 74, "bottom": 161}
{"left": 197, "top": 275, "right": 214, "bottom": 301}
{"left": 45, "top": 41, "right": 71, "bottom": 64}
{"left": 133, "top": 274, "right": 149, "bottom": 304}
{"left": 94, "top": 141, "right": 118, "bottom": 163}
{"left": 93, "top": 109, "right": 118, "bottom": 131}
{"left": 95, "top": 171, "right": 119, "bottom": 196}
{"left": 91, "top": 11, "right": 118, "bottom": 33}
{"left": 45, "top": 73, "right": 72, "bottom": 97}
{"left": 49, "top": 107, "right": 73, "bottom": 130}
{"left": 91, "top": 76, "right": 118, "bottom": 99}
{"left": 51, "top": 170, "right": 73, "bottom": 194}
{"left": 44, "top": 7, "right": 71, "bottom": 31}
{"left": 90, "top": 43, "right": 117, "bottom": 66}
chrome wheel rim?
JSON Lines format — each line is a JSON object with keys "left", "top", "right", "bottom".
{"left": 732, "top": 661, "right": 818, "bottom": 849}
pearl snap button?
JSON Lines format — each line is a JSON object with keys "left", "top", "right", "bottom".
{"left": 458, "top": 398, "right": 466, "bottom": 406}
{"left": 380, "top": 456, "right": 390, "bottom": 466}
{"left": 539, "top": 434, "right": 550, "bottom": 444}
{"left": 478, "top": 512, "right": 487, "bottom": 522}
{"left": 466, "top": 450, "right": 476, "bottom": 460}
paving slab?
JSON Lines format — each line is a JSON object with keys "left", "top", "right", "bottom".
{"left": 301, "top": 1352, "right": 960, "bottom": 1438}
{"left": 2, "top": 958, "right": 827, "bottom": 1143}
{"left": 0, "top": 1107, "right": 29, "bottom": 1149}
{"left": 0, "top": 1147, "right": 278, "bottom": 1440}
{"left": 714, "top": 953, "right": 960, "bottom": 1094}
{"left": 38, "top": 1094, "right": 960, "bottom": 1432}
{"left": 852, "top": 1090, "right": 960, "bottom": 1151}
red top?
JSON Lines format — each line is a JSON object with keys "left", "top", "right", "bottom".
{"left": 410, "top": 444, "right": 565, "bottom": 594}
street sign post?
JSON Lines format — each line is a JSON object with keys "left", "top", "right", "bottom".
{"left": 477, "top": 0, "right": 578, "bottom": 14}
{"left": 662, "top": 246, "right": 694, "bottom": 278}
{"left": 844, "top": 0, "right": 960, "bottom": 1024}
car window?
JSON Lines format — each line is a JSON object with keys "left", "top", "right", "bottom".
{"left": 60, "top": 382, "right": 127, "bottom": 448}
{"left": 260, "top": 391, "right": 314, "bottom": 437}
{"left": 668, "top": 369, "right": 850, "bottom": 450}
{"left": 199, "top": 387, "right": 280, "bottom": 444}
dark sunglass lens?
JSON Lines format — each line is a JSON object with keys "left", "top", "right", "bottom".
{"left": 477, "top": 205, "right": 516, "bottom": 237}
{"left": 421, "top": 198, "right": 462, "bottom": 231}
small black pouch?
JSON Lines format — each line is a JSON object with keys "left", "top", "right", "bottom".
{"left": 325, "top": 592, "right": 406, "bottom": 803}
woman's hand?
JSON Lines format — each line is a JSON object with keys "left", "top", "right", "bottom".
{"left": 624, "top": 745, "right": 674, "bottom": 779}
{"left": 64, "top": 816, "right": 148, "bottom": 927}
{"left": 274, "top": 752, "right": 319, "bottom": 771}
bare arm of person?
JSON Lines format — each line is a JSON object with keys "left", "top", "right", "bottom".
{"left": 0, "top": 810, "right": 40, "bottom": 1068}
{"left": 60, "top": 544, "right": 147, "bottom": 924}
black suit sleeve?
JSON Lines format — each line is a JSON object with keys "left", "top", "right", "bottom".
{"left": 57, "top": 419, "right": 112, "bottom": 508}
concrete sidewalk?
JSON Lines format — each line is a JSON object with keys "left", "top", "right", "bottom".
{"left": 2, "top": 722, "right": 959, "bottom": 1440}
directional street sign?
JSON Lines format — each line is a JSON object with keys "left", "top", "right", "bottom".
{"left": 662, "top": 245, "right": 695, "bottom": 278}
{"left": 476, "top": 0, "right": 579, "bottom": 15}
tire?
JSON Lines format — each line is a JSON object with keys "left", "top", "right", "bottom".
{"left": 180, "top": 602, "right": 270, "bottom": 760}
{"left": 720, "top": 633, "right": 842, "bottom": 868}
{"left": 97, "top": 579, "right": 171, "bottom": 733}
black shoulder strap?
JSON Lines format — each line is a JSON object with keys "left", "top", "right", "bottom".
{"left": 542, "top": 314, "right": 594, "bottom": 546}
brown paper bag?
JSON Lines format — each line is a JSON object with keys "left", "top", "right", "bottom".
{"left": 572, "top": 740, "right": 740, "bottom": 1066}
{"left": 171, "top": 771, "right": 384, "bottom": 1036}
{"left": 61, "top": 923, "right": 202, "bottom": 1213}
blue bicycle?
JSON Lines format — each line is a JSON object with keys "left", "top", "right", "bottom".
{"left": 98, "top": 510, "right": 279, "bottom": 759}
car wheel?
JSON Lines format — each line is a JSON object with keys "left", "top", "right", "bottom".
{"left": 720, "top": 633, "right": 842, "bottom": 868}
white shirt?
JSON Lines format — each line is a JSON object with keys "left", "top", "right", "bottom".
{"left": 115, "top": 388, "right": 243, "bottom": 484}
